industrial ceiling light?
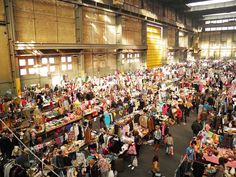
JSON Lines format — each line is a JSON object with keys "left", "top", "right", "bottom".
{"left": 203, "top": 11, "right": 236, "bottom": 17}
{"left": 187, "top": 0, "right": 234, "bottom": 7}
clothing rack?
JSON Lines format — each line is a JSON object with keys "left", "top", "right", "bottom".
{"left": 0, "top": 119, "right": 60, "bottom": 177}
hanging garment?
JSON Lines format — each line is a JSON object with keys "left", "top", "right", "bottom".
{"left": 86, "top": 163, "right": 100, "bottom": 177}
{"left": 55, "top": 137, "right": 61, "bottom": 146}
{"left": 78, "top": 125, "right": 84, "bottom": 140}
{"left": 84, "top": 127, "right": 91, "bottom": 144}
{"left": 71, "top": 124, "right": 79, "bottom": 141}
{"left": 139, "top": 115, "right": 148, "bottom": 128}
{"left": 148, "top": 117, "right": 155, "bottom": 132}
{"left": 98, "top": 134, "right": 105, "bottom": 145}
{"left": 122, "top": 124, "right": 130, "bottom": 136}
{"left": 67, "top": 168, "right": 75, "bottom": 177}
{"left": 76, "top": 152, "right": 86, "bottom": 165}
{"left": 162, "top": 104, "right": 168, "bottom": 115}
{"left": 68, "top": 131, "right": 75, "bottom": 141}
{"left": 114, "top": 125, "right": 119, "bottom": 135}
{"left": 97, "top": 157, "right": 110, "bottom": 173}
{"left": 4, "top": 161, "right": 14, "bottom": 177}
{"left": 104, "top": 112, "right": 111, "bottom": 128}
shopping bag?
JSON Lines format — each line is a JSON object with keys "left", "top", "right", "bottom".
{"left": 154, "top": 172, "right": 162, "bottom": 176}
{"left": 127, "top": 144, "right": 137, "bottom": 155}
{"left": 169, "top": 146, "right": 174, "bottom": 155}
{"left": 132, "top": 156, "right": 138, "bottom": 167}
{"left": 108, "top": 170, "right": 115, "bottom": 177}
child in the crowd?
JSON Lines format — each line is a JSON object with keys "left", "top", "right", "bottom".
{"left": 165, "top": 133, "right": 174, "bottom": 156}
{"left": 153, "top": 125, "right": 162, "bottom": 151}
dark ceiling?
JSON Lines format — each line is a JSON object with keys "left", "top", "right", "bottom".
{"left": 159, "top": 0, "right": 208, "bottom": 9}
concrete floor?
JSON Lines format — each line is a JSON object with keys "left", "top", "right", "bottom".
{"left": 119, "top": 113, "right": 196, "bottom": 177}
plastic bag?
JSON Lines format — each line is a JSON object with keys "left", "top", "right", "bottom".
{"left": 108, "top": 170, "right": 115, "bottom": 177}
{"left": 132, "top": 156, "right": 138, "bottom": 167}
{"left": 154, "top": 172, "right": 161, "bottom": 176}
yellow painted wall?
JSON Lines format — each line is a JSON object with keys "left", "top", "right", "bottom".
{"left": 122, "top": 16, "right": 141, "bottom": 45}
{"left": 0, "top": 0, "right": 4, "bottom": 21}
{"left": 83, "top": 7, "right": 116, "bottom": 44}
{"left": 147, "top": 25, "right": 162, "bottom": 68}
{"left": 0, "top": 26, "right": 13, "bottom": 95}
{"left": 14, "top": 0, "right": 76, "bottom": 43}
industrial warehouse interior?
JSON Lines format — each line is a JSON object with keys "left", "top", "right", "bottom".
{"left": 0, "top": 0, "right": 236, "bottom": 177}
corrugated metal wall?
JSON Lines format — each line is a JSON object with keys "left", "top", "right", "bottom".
{"left": 122, "top": 16, "right": 141, "bottom": 45}
{"left": 168, "top": 27, "right": 175, "bottom": 47}
{"left": 83, "top": 7, "right": 116, "bottom": 44}
{"left": 14, "top": 0, "right": 75, "bottom": 43}
{"left": 0, "top": 0, "right": 4, "bottom": 21}
{"left": 200, "top": 31, "right": 236, "bottom": 59}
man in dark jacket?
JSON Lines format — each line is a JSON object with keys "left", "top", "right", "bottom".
{"left": 86, "top": 158, "right": 101, "bottom": 177}
{"left": 191, "top": 120, "right": 203, "bottom": 136}
{"left": 0, "top": 132, "right": 13, "bottom": 158}
{"left": 192, "top": 153, "right": 205, "bottom": 177}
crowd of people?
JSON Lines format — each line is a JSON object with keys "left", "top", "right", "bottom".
{"left": 0, "top": 60, "right": 235, "bottom": 177}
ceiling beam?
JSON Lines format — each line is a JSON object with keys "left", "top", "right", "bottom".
{"left": 15, "top": 43, "right": 147, "bottom": 51}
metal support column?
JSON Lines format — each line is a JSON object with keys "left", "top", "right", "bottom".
{"left": 116, "top": 49, "right": 122, "bottom": 72}
{"left": 75, "top": 4, "right": 83, "bottom": 43}
{"left": 162, "top": 26, "right": 168, "bottom": 65}
{"left": 175, "top": 29, "right": 179, "bottom": 48}
{"left": 4, "top": 0, "right": 19, "bottom": 95}
{"left": 116, "top": 14, "right": 122, "bottom": 71}
{"left": 116, "top": 14, "right": 122, "bottom": 44}
{"left": 80, "top": 54, "right": 85, "bottom": 77}
{"left": 141, "top": 21, "right": 147, "bottom": 66}
{"left": 188, "top": 33, "right": 193, "bottom": 49}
